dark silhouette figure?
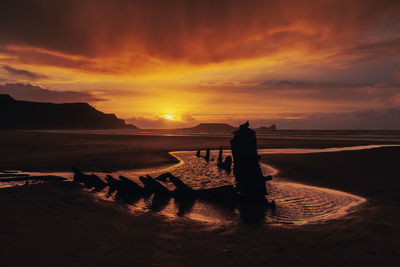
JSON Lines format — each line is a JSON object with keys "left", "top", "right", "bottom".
{"left": 231, "top": 121, "right": 272, "bottom": 204}
{"left": 196, "top": 149, "right": 201, "bottom": 157}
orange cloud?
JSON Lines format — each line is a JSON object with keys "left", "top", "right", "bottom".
{"left": 1, "top": 0, "right": 400, "bottom": 129}
{"left": 1, "top": 0, "right": 399, "bottom": 71}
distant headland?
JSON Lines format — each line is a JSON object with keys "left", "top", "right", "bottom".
{"left": 0, "top": 94, "right": 138, "bottom": 130}
{"left": 178, "top": 123, "right": 277, "bottom": 133}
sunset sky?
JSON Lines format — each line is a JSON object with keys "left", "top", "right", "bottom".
{"left": 1, "top": 0, "right": 400, "bottom": 129}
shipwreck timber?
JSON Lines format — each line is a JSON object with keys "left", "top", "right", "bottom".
{"left": 72, "top": 121, "right": 274, "bottom": 222}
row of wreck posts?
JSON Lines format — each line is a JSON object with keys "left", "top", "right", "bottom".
{"left": 72, "top": 122, "right": 274, "bottom": 222}
{"left": 196, "top": 147, "right": 233, "bottom": 173}
{"left": 195, "top": 122, "right": 274, "bottom": 206}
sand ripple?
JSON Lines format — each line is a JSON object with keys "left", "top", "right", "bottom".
{"left": 113, "top": 150, "right": 366, "bottom": 225}
{"left": 1, "top": 147, "right": 371, "bottom": 226}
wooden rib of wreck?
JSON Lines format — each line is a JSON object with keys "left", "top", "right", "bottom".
{"left": 231, "top": 121, "right": 275, "bottom": 207}
{"left": 217, "top": 147, "right": 223, "bottom": 165}
{"left": 72, "top": 121, "right": 273, "bottom": 212}
{"left": 204, "top": 148, "right": 211, "bottom": 162}
{"left": 154, "top": 172, "right": 237, "bottom": 206}
{"left": 104, "top": 175, "right": 119, "bottom": 197}
{"left": 72, "top": 168, "right": 106, "bottom": 192}
{"left": 139, "top": 175, "right": 171, "bottom": 197}
{"left": 216, "top": 147, "right": 233, "bottom": 173}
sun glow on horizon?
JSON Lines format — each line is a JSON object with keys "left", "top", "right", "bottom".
{"left": 162, "top": 114, "right": 177, "bottom": 121}
{"left": 1, "top": 1, "right": 399, "bottom": 129}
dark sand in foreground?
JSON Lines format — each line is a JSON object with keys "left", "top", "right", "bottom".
{"left": 0, "top": 131, "right": 399, "bottom": 266}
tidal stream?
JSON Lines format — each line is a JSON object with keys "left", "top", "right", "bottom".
{"left": 4, "top": 145, "right": 397, "bottom": 225}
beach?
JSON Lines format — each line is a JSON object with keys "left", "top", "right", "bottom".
{"left": 0, "top": 130, "right": 398, "bottom": 172}
{"left": 0, "top": 130, "right": 400, "bottom": 266}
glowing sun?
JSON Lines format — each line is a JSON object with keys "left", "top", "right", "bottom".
{"left": 162, "top": 114, "right": 177, "bottom": 120}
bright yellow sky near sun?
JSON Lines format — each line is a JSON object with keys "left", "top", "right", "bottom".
{"left": 24, "top": 48, "right": 330, "bottom": 122}
{"left": 1, "top": 0, "right": 400, "bottom": 129}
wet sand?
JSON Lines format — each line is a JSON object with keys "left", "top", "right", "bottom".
{"left": 0, "top": 131, "right": 400, "bottom": 266}
{"left": 261, "top": 146, "right": 400, "bottom": 202}
{"left": 1, "top": 130, "right": 398, "bottom": 172}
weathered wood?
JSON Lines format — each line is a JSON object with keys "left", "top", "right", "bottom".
{"left": 119, "top": 175, "right": 143, "bottom": 193}
{"left": 139, "top": 175, "right": 171, "bottom": 196}
{"left": 105, "top": 175, "right": 119, "bottom": 197}
{"left": 217, "top": 155, "right": 232, "bottom": 173}
{"left": 204, "top": 148, "right": 210, "bottom": 162}
{"left": 154, "top": 172, "right": 173, "bottom": 182}
{"left": 231, "top": 122, "right": 269, "bottom": 203}
{"left": 168, "top": 174, "right": 196, "bottom": 199}
{"left": 88, "top": 174, "right": 107, "bottom": 191}
{"left": 105, "top": 175, "right": 143, "bottom": 201}
{"left": 72, "top": 168, "right": 106, "bottom": 191}
{"left": 149, "top": 193, "right": 171, "bottom": 211}
{"left": 217, "top": 146, "right": 223, "bottom": 165}
{"left": 72, "top": 168, "right": 94, "bottom": 187}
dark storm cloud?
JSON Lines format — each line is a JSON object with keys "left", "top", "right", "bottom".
{"left": 3, "top": 65, "right": 48, "bottom": 80}
{"left": 0, "top": 0, "right": 400, "bottom": 68}
{"left": 0, "top": 83, "right": 106, "bottom": 103}
{"left": 0, "top": 46, "right": 113, "bottom": 73}
{"left": 328, "top": 36, "right": 400, "bottom": 65}
{"left": 202, "top": 78, "right": 400, "bottom": 105}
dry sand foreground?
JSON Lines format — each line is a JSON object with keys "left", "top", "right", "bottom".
{"left": 0, "top": 131, "right": 399, "bottom": 266}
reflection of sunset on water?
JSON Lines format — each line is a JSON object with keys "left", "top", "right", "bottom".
{"left": 5, "top": 145, "right": 389, "bottom": 226}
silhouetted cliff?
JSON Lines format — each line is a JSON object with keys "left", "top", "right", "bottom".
{"left": 0, "top": 94, "right": 138, "bottom": 130}
{"left": 180, "top": 123, "right": 236, "bottom": 133}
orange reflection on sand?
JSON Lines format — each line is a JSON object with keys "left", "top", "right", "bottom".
{"left": 4, "top": 145, "right": 387, "bottom": 226}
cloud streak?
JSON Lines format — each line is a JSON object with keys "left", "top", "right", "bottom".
{"left": 0, "top": 83, "right": 105, "bottom": 103}
{"left": 0, "top": 0, "right": 399, "bottom": 70}
{"left": 0, "top": 1, "right": 399, "bottom": 129}
{"left": 2, "top": 65, "right": 48, "bottom": 80}
{"left": 271, "top": 108, "right": 400, "bottom": 130}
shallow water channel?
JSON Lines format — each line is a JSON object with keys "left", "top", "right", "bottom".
{"left": 3, "top": 145, "right": 397, "bottom": 225}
